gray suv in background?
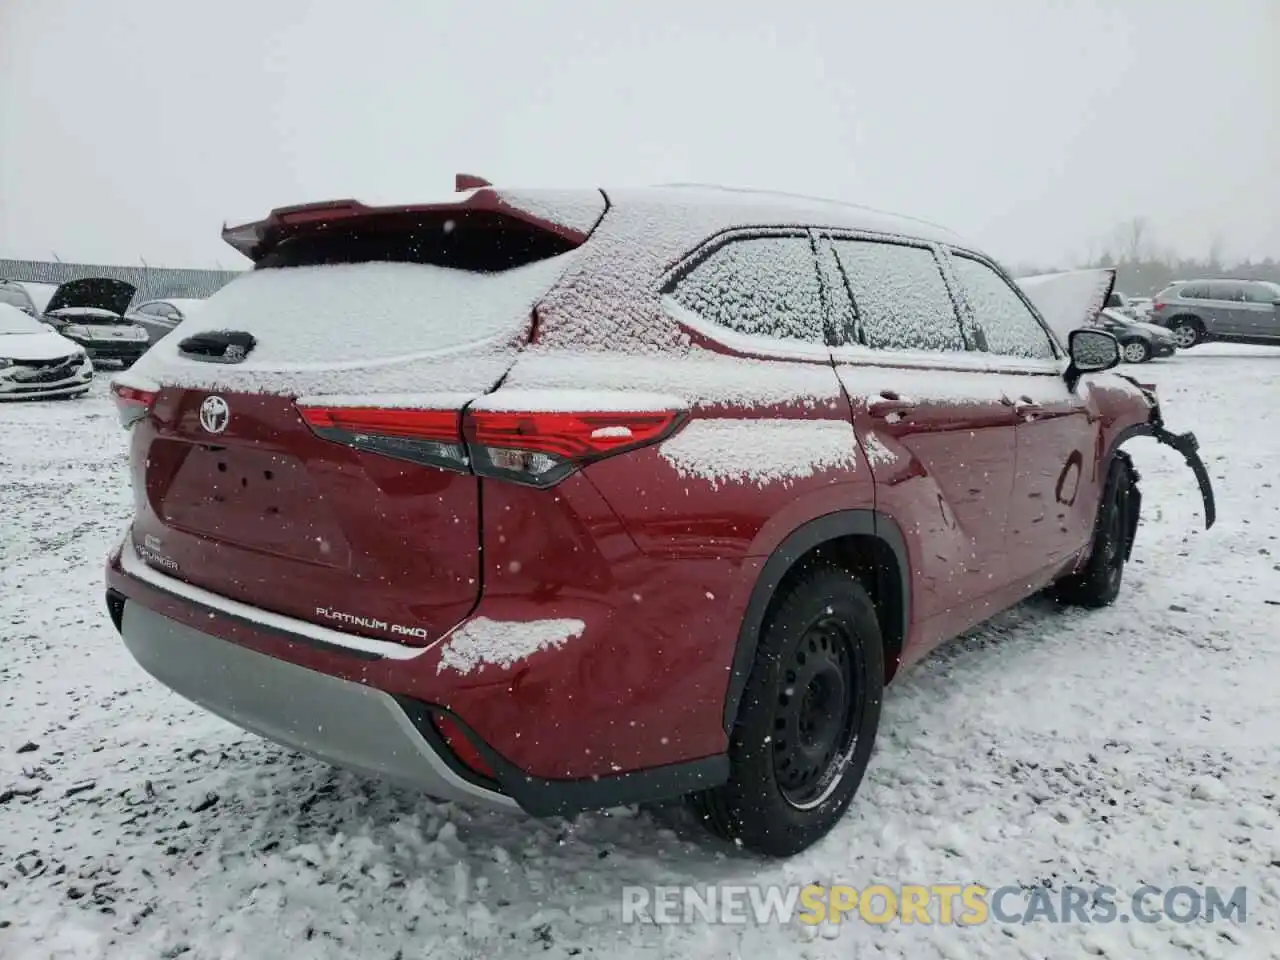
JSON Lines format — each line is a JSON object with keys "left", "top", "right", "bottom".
{"left": 1151, "top": 279, "right": 1280, "bottom": 347}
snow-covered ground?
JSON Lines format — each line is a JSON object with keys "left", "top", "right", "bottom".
{"left": 3, "top": 347, "right": 1279, "bottom": 960}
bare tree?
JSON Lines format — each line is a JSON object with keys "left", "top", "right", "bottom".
{"left": 1113, "top": 216, "right": 1151, "bottom": 263}
{"left": 1206, "top": 235, "right": 1225, "bottom": 272}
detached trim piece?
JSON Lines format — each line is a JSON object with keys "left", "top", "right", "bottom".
{"left": 1109, "top": 377, "right": 1217, "bottom": 530}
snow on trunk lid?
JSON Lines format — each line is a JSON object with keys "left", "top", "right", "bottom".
{"left": 130, "top": 194, "right": 599, "bottom": 398}
{"left": 130, "top": 255, "right": 578, "bottom": 398}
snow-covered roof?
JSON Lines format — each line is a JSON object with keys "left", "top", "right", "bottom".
{"left": 640, "top": 184, "right": 964, "bottom": 245}
{"left": 534, "top": 187, "right": 966, "bottom": 354}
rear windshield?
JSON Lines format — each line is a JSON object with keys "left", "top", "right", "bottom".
{"left": 177, "top": 250, "right": 578, "bottom": 365}
{"left": 0, "top": 286, "right": 34, "bottom": 311}
{"left": 257, "top": 210, "right": 577, "bottom": 273}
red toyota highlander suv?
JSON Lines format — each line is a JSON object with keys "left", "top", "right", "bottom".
{"left": 105, "top": 180, "right": 1214, "bottom": 856}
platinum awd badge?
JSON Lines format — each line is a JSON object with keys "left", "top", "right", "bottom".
{"left": 315, "top": 606, "right": 430, "bottom": 639}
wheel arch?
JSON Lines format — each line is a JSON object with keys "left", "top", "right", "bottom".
{"left": 1096, "top": 430, "right": 1146, "bottom": 558}
{"left": 1167, "top": 313, "right": 1205, "bottom": 330}
{"left": 722, "top": 510, "right": 910, "bottom": 733}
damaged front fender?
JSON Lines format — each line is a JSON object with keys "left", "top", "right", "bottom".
{"left": 1115, "top": 376, "right": 1216, "bottom": 529}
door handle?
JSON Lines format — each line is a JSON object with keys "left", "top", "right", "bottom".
{"left": 868, "top": 392, "right": 914, "bottom": 419}
{"left": 1001, "top": 395, "right": 1043, "bottom": 417}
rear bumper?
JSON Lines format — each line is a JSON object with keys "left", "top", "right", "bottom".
{"left": 114, "top": 595, "right": 519, "bottom": 811}
{"left": 106, "top": 535, "right": 729, "bottom": 815}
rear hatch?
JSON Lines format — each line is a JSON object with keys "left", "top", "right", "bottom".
{"left": 120, "top": 188, "right": 605, "bottom": 646}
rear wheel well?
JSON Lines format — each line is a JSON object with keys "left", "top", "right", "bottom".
{"left": 764, "top": 535, "right": 905, "bottom": 684}
{"left": 1169, "top": 314, "right": 1204, "bottom": 329}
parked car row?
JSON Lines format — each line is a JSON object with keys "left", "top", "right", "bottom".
{"left": 1148, "top": 278, "right": 1280, "bottom": 348}
{"left": 1017, "top": 277, "right": 1179, "bottom": 364}
{"left": 0, "top": 277, "right": 204, "bottom": 399}
{"left": 1100, "top": 281, "right": 1280, "bottom": 348}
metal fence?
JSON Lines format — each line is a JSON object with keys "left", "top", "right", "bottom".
{"left": 0, "top": 259, "right": 242, "bottom": 304}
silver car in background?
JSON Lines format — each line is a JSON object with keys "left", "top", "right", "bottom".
{"left": 125, "top": 298, "right": 205, "bottom": 345}
{"left": 1150, "top": 279, "right": 1280, "bottom": 348}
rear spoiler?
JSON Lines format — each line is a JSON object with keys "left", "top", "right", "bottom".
{"left": 222, "top": 182, "right": 608, "bottom": 263}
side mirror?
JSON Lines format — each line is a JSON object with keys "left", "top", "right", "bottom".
{"left": 1069, "top": 328, "right": 1120, "bottom": 372}
{"left": 1064, "top": 328, "right": 1119, "bottom": 390}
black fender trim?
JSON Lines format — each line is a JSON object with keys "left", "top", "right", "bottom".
{"left": 397, "top": 697, "right": 729, "bottom": 816}
{"left": 721, "top": 509, "right": 910, "bottom": 733}
{"left": 1105, "top": 383, "right": 1216, "bottom": 530}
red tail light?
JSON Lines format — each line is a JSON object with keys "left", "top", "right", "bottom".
{"left": 466, "top": 409, "right": 685, "bottom": 487}
{"left": 1152, "top": 302, "right": 1167, "bottom": 312}
{"left": 111, "top": 381, "right": 158, "bottom": 428}
{"left": 296, "top": 405, "right": 468, "bottom": 472}
{"left": 296, "top": 402, "right": 686, "bottom": 487}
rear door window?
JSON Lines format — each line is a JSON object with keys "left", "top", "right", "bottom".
{"left": 1208, "top": 281, "right": 1244, "bottom": 302}
{"left": 1244, "top": 282, "right": 1280, "bottom": 304}
{"left": 668, "top": 235, "right": 826, "bottom": 344}
{"left": 950, "top": 254, "right": 1057, "bottom": 360}
{"left": 828, "top": 238, "right": 966, "bottom": 352}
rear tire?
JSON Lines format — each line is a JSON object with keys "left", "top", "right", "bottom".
{"left": 691, "top": 565, "right": 884, "bottom": 857}
{"left": 1120, "top": 339, "right": 1151, "bottom": 364}
{"left": 1055, "top": 453, "right": 1139, "bottom": 608}
{"left": 1170, "top": 318, "right": 1203, "bottom": 348}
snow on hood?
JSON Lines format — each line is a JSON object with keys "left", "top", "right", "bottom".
{"left": 1016, "top": 268, "right": 1116, "bottom": 345}
{"left": 0, "top": 305, "right": 82, "bottom": 360}
{"left": 45, "top": 278, "right": 136, "bottom": 317}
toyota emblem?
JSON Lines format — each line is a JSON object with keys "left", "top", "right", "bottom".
{"left": 199, "top": 395, "right": 230, "bottom": 434}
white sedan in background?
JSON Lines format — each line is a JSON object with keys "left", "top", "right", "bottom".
{"left": 0, "top": 303, "right": 94, "bottom": 400}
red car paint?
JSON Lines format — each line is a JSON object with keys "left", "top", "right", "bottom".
{"left": 106, "top": 184, "right": 1155, "bottom": 805}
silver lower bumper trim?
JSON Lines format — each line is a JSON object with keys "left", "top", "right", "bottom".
{"left": 119, "top": 601, "right": 519, "bottom": 812}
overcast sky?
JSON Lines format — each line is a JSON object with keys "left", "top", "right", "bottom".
{"left": 1, "top": 0, "right": 1276, "bottom": 269}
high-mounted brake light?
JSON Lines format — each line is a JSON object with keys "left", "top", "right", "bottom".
{"left": 111, "top": 381, "right": 158, "bottom": 428}
{"left": 296, "top": 401, "right": 686, "bottom": 487}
